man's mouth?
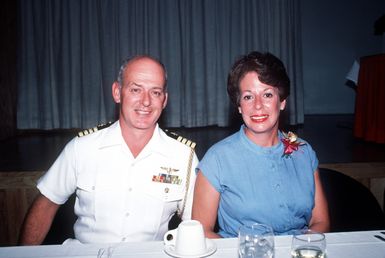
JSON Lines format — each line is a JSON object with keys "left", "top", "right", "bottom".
{"left": 136, "top": 109, "right": 151, "bottom": 115}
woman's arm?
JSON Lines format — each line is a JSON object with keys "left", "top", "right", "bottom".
{"left": 309, "top": 170, "right": 330, "bottom": 232}
{"left": 192, "top": 170, "right": 221, "bottom": 238}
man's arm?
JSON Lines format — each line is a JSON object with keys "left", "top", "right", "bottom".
{"left": 18, "top": 194, "right": 60, "bottom": 245}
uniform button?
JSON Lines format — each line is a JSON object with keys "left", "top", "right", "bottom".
{"left": 279, "top": 204, "right": 284, "bottom": 208}
{"left": 122, "top": 237, "right": 126, "bottom": 241}
{"left": 128, "top": 187, "right": 132, "bottom": 192}
{"left": 276, "top": 184, "right": 280, "bottom": 188}
{"left": 125, "top": 212, "right": 130, "bottom": 217}
{"left": 92, "top": 186, "right": 95, "bottom": 190}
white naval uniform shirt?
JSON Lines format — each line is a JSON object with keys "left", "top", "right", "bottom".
{"left": 37, "top": 121, "right": 198, "bottom": 244}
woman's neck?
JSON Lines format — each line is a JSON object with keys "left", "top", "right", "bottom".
{"left": 243, "top": 126, "right": 279, "bottom": 147}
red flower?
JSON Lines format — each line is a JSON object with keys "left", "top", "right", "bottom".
{"left": 281, "top": 131, "right": 305, "bottom": 158}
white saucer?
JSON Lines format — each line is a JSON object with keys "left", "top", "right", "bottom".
{"left": 164, "top": 238, "right": 217, "bottom": 258}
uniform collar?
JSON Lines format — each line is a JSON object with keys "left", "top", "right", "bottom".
{"left": 139, "top": 124, "right": 175, "bottom": 158}
{"left": 98, "top": 121, "right": 173, "bottom": 158}
{"left": 99, "top": 121, "right": 124, "bottom": 149}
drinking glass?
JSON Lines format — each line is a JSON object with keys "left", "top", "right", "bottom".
{"left": 238, "top": 223, "right": 275, "bottom": 258}
{"left": 291, "top": 229, "right": 326, "bottom": 258}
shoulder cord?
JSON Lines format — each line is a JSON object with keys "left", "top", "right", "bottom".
{"left": 178, "top": 146, "right": 195, "bottom": 218}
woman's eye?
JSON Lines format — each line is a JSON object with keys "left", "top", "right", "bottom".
{"left": 264, "top": 92, "right": 273, "bottom": 98}
{"left": 242, "top": 95, "right": 253, "bottom": 100}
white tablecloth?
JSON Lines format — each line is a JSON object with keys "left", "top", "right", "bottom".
{"left": 1, "top": 230, "right": 385, "bottom": 258}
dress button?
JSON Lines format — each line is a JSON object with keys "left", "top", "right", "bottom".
{"left": 92, "top": 186, "right": 95, "bottom": 190}
{"left": 125, "top": 212, "right": 130, "bottom": 217}
{"left": 122, "top": 237, "right": 126, "bottom": 241}
{"left": 128, "top": 187, "right": 132, "bottom": 192}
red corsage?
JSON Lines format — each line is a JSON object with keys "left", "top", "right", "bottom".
{"left": 281, "top": 131, "right": 305, "bottom": 158}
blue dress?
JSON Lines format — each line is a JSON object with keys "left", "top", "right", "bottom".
{"left": 198, "top": 125, "right": 318, "bottom": 237}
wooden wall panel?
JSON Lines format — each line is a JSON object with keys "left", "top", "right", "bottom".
{"left": 0, "top": 172, "right": 42, "bottom": 246}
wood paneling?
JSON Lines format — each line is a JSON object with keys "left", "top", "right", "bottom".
{"left": 0, "top": 171, "right": 42, "bottom": 246}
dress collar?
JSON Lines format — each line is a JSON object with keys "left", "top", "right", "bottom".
{"left": 239, "top": 124, "right": 284, "bottom": 156}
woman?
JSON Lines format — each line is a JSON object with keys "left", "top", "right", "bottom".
{"left": 192, "top": 51, "right": 329, "bottom": 238}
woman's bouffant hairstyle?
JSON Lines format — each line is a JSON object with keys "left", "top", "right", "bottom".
{"left": 227, "top": 51, "right": 290, "bottom": 106}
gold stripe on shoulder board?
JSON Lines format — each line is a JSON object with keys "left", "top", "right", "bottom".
{"left": 164, "top": 129, "right": 196, "bottom": 149}
{"left": 78, "top": 121, "right": 113, "bottom": 137}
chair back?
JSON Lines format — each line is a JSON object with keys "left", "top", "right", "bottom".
{"left": 319, "top": 168, "right": 385, "bottom": 232}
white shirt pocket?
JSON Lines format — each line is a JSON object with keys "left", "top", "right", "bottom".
{"left": 75, "top": 177, "right": 96, "bottom": 221}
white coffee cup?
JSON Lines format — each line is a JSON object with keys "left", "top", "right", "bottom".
{"left": 164, "top": 220, "right": 207, "bottom": 256}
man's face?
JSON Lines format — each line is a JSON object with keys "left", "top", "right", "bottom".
{"left": 112, "top": 57, "right": 168, "bottom": 132}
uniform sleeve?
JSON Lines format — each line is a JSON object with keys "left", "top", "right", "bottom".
{"left": 37, "top": 137, "right": 78, "bottom": 204}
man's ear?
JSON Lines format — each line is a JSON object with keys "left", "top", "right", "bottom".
{"left": 162, "top": 92, "right": 168, "bottom": 109}
{"left": 112, "top": 82, "right": 121, "bottom": 103}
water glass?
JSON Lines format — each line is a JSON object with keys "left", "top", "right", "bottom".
{"left": 238, "top": 223, "right": 275, "bottom": 258}
{"left": 291, "top": 229, "right": 326, "bottom": 258}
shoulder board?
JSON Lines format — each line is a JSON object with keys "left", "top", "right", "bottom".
{"left": 77, "top": 121, "right": 114, "bottom": 137}
{"left": 164, "top": 129, "right": 196, "bottom": 149}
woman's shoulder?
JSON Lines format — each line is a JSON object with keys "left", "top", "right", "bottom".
{"left": 208, "top": 131, "right": 241, "bottom": 151}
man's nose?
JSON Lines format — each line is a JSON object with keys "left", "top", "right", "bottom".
{"left": 141, "top": 91, "right": 151, "bottom": 106}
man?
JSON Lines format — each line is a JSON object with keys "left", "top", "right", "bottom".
{"left": 19, "top": 55, "right": 198, "bottom": 244}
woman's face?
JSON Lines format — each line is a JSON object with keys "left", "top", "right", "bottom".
{"left": 238, "top": 71, "right": 286, "bottom": 142}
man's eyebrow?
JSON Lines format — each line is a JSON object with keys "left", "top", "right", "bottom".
{"left": 128, "top": 82, "right": 143, "bottom": 87}
{"left": 133, "top": 82, "right": 165, "bottom": 90}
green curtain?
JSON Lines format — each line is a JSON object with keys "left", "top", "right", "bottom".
{"left": 17, "top": 0, "right": 304, "bottom": 129}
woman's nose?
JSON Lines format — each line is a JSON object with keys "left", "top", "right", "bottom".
{"left": 254, "top": 96, "right": 262, "bottom": 109}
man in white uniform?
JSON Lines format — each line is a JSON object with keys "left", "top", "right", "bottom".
{"left": 19, "top": 55, "right": 198, "bottom": 244}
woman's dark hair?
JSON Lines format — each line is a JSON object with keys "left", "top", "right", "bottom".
{"left": 227, "top": 51, "right": 290, "bottom": 106}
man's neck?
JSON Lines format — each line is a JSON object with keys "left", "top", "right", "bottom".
{"left": 119, "top": 121, "right": 156, "bottom": 158}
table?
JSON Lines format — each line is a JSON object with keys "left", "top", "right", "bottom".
{"left": 1, "top": 230, "right": 385, "bottom": 258}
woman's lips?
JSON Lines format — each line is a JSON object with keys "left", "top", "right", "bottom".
{"left": 250, "top": 114, "right": 268, "bottom": 123}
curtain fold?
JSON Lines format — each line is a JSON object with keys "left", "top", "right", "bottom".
{"left": 17, "top": 0, "right": 304, "bottom": 129}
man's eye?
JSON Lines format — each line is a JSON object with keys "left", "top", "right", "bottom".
{"left": 129, "top": 88, "right": 141, "bottom": 94}
{"left": 151, "top": 91, "right": 163, "bottom": 97}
